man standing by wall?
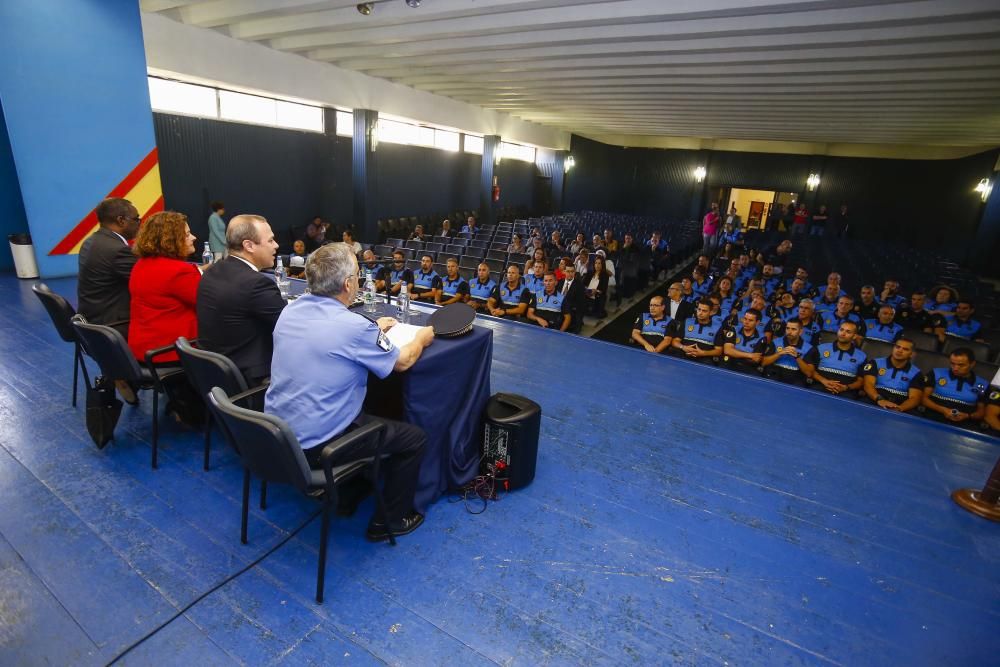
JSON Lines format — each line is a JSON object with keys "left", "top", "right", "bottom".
{"left": 207, "top": 201, "right": 226, "bottom": 262}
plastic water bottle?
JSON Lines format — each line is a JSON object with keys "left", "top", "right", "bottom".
{"left": 202, "top": 242, "right": 213, "bottom": 265}
{"left": 275, "top": 256, "right": 289, "bottom": 299}
{"left": 363, "top": 271, "right": 377, "bottom": 313}
{"left": 398, "top": 283, "right": 410, "bottom": 324}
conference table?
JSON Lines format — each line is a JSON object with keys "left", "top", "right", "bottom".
{"left": 284, "top": 277, "right": 493, "bottom": 512}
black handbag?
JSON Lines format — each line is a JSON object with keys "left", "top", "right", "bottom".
{"left": 85, "top": 375, "right": 122, "bottom": 449}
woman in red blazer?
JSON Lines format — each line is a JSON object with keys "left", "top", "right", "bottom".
{"left": 128, "top": 211, "right": 201, "bottom": 363}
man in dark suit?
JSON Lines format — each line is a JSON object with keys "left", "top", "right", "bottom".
{"left": 665, "top": 282, "right": 695, "bottom": 324}
{"left": 557, "top": 263, "right": 586, "bottom": 333}
{"left": 77, "top": 197, "right": 140, "bottom": 337}
{"left": 196, "top": 215, "right": 284, "bottom": 386}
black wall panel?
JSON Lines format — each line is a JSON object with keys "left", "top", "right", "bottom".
{"left": 494, "top": 158, "right": 535, "bottom": 212}
{"left": 373, "top": 142, "right": 480, "bottom": 222}
{"left": 153, "top": 113, "right": 338, "bottom": 245}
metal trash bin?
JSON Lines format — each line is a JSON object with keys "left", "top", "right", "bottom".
{"left": 8, "top": 233, "right": 39, "bottom": 279}
{"left": 482, "top": 393, "right": 541, "bottom": 490}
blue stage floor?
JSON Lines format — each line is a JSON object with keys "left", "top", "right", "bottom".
{"left": 1, "top": 274, "right": 998, "bottom": 666}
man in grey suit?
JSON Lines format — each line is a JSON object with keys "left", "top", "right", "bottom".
{"left": 77, "top": 197, "right": 141, "bottom": 402}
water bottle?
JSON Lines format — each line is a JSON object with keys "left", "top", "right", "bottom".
{"left": 202, "top": 242, "right": 213, "bottom": 265}
{"left": 398, "top": 283, "right": 410, "bottom": 324}
{"left": 363, "top": 271, "right": 377, "bottom": 313}
{"left": 275, "top": 256, "right": 289, "bottom": 299}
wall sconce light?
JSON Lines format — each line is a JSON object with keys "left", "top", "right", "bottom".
{"left": 564, "top": 155, "right": 575, "bottom": 172}
{"left": 975, "top": 178, "right": 993, "bottom": 202}
{"left": 693, "top": 166, "right": 706, "bottom": 183}
{"left": 806, "top": 173, "right": 821, "bottom": 191}
{"left": 356, "top": 3, "right": 374, "bottom": 15}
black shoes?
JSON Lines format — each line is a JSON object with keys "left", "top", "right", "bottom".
{"left": 365, "top": 512, "right": 424, "bottom": 542}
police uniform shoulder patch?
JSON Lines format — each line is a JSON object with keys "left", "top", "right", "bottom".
{"left": 863, "top": 362, "right": 873, "bottom": 372}
{"left": 990, "top": 390, "right": 1000, "bottom": 401}
{"left": 725, "top": 330, "right": 734, "bottom": 339}
{"left": 376, "top": 331, "right": 393, "bottom": 352}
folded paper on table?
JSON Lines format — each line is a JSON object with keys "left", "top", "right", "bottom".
{"left": 385, "top": 322, "right": 423, "bottom": 348}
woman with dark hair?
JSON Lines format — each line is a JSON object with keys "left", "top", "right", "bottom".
{"left": 584, "top": 254, "right": 611, "bottom": 318}
{"left": 128, "top": 211, "right": 201, "bottom": 362}
{"left": 507, "top": 233, "right": 526, "bottom": 254}
{"left": 712, "top": 275, "right": 738, "bottom": 318}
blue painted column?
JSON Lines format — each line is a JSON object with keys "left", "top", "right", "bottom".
{"left": 480, "top": 135, "right": 501, "bottom": 225}
{"left": 0, "top": 0, "right": 160, "bottom": 278}
{"left": 352, "top": 109, "right": 378, "bottom": 242}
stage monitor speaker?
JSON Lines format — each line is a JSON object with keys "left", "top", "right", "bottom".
{"left": 481, "top": 393, "right": 540, "bottom": 490}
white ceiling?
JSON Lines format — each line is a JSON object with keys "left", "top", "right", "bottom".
{"left": 142, "top": 0, "right": 1000, "bottom": 152}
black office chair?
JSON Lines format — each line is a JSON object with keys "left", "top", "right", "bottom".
{"left": 71, "top": 315, "right": 183, "bottom": 468}
{"left": 31, "top": 283, "right": 87, "bottom": 407}
{"left": 206, "top": 387, "right": 393, "bottom": 603}
{"left": 908, "top": 330, "right": 940, "bottom": 353}
{"left": 818, "top": 330, "right": 837, "bottom": 345}
{"left": 861, "top": 339, "right": 895, "bottom": 360}
{"left": 175, "top": 337, "right": 270, "bottom": 471}
{"left": 941, "top": 337, "right": 992, "bottom": 363}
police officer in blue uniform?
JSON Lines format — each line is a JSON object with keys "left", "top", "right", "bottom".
{"left": 922, "top": 347, "right": 988, "bottom": 427}
{"left": 934, "top": 299, "right": 984, "bottom": 344}
{"left": 527, "top": 271, "right": 571, "bottom": 331}
{"left": 266, "top": 243, "right": 434, "bottom": 541}
{"left": 879, "top": 279, "right": 907, "bottom": 310}
{"left": 672, "top": 298, "right": 726, "bottom": 363}
{"left": 436, "top": 257, "right": 470, "bottom": 306}
{"left": 784, "top": 267, "right": 813, "bottom": 295}
{"left": 864, "top": 304, "right": 903, "bottom": 344}
{"left": 821, "top": 296, "right": 867, "bottom": 342}
{"left": 814, "top": 284, "right": 842, "bottom": 317}
{"left": 361, "top": 249, "right": 387, "bottom": 292}
{"left": 679, "top": 276, "right": 698, "bottom": 303}
{"left": 804, "top": 321, "right": 867, "bottom": 396}
{"left": 487, "top": 265, "right": 532, "bottom": 320}
{"left": 793, "top": 298, "right": 823, "bottom": 346}
{"left": 762, "top": 318, "right": 815, "bottom": 385}
{"left": 387, "top": 249, "right": 414, "bottom": 298}
{"left": 411, "top": 254, "right": 442, "bottom": 302}
{"left": 466, "top": 262, "right": 497, "bottom": 312}
{"left": 722, "top": 309, "right": 768, "bottom": 372}
{"left": 523, "top": 259, "right": 547, "bottom": 302}
{"left": 861, "top": 337, "right": 924, "bottom": 412}
{"left": 631, "top": 295, "right": 673, "bottom": 353}
{"left": 760, "top": 264, "right": 782, "bottom": 298}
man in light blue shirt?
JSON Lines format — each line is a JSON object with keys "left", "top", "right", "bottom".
{"left": 266, "top": 243, "right": 435, "bottom": 541}
{"left": 207, "top": 201, "right": 227, "bottom": 261}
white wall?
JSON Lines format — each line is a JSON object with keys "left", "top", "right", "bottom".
{"left": 140, "top": 12, "right": 570, "bottom": 151}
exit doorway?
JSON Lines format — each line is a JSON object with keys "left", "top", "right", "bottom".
{"left": 722, "top": 188, "right": 799, "bottom": 231}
